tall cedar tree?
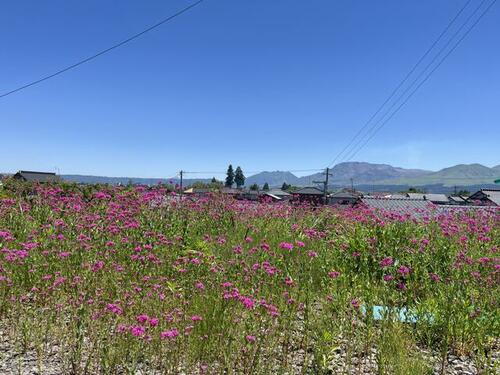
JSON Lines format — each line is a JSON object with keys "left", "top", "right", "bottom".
{"left": 263, "top": 183, "right": 270, "bottom": 191}
{"left": 225, "top": 165, "right": 235, "bottom": 187}
{"left": 234, "top": 166, "right": 245, "bottom": 188}
{"left": 249, "top": 184, "right": 259, "bottom": 191}
{"left": 281, "top": 182, "right": 290, "bottom": 191}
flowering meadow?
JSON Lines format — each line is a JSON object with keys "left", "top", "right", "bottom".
{"left": 0, "top": 182, "right": 498, "bottom": 374}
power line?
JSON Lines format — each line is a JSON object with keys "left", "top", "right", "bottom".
{"left": 344, "top": 0, "right": 497, "bottom": 162}
{"left": 325, "top": 0, "right": 474, "bottom": 168}
{"left": 183, "top": 168, "right": 324, "bottom": 175}
{"left": 340, "top": 0, "right": 491, "bottom": 164}
{"left": 0, "top": 0, "right": 205, "bottom": 99}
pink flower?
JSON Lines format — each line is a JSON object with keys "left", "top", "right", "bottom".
{"left": 429, "top": 273, "right": 441, "bottom": 282}
{"left": 351, "top": 299, "right": 360, "bottom": 309}
{"left": 379, "top": 257, "right": 394, "bottom": 268}
{"left": 161, "top": 329, "right": 179, "bottom": 339}
{"left": 383, "top": 275, "right": 394, "bottom": 282}
{"left": 91, "top": 261, "right": 105, "bottom": 272}
{"left": 191, "top": 315, "right": 202, "bottom": 322}
{"left": 245, "top": 335, "right": 256, "bottom": 343}
{"left": 307, "top": 251, "right": 318, "bottom": 258}
{"left": 279, "top": 242, "right": 294, "bottom": 251}
{"left": 130, "top": 326, "right": 146, "bottom": 337}
{"left": 295, "top": 241, "right": 305, "bottom": 247}
{"left": 328, "top": 271, "right": 340, "bottom": 279}
{"left": 136, "top": 314, "right": 149, "bottom": 324}
{"left": 149, "top": 317, "right": 159, "bottom": 327}
{"left": 397, "top": 266, "right": 411, "bottom": 275}
{"left": 195, "top": 281, "right": 205, "bottom": 290}
{"left": 106, "top": 303, "right": 123, "bottom": 315}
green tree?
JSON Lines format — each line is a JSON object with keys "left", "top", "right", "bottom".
{"left": 234, "top": 166, "right": 245, "bottom": 188}
{"left": 263, "top": 182, "right": 270, "bottom": 191}
{"left": 281, "top": 182, "right": 290, "bottom": 191}
{"left": 211, "top": 177, "right": 217, "bottom": 183}
{"left": 456, "top": 189, "right": 470, "bottom": 197}
{"left": 225, "top": 165, "right": 235, "bottom": 187}
{"left": 249, "top": 183, "right": 259, "bottom": 191}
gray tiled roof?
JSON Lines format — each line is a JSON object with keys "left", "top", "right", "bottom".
{"left": 267, "top": 189, "right": 291, "bottom": 196}
{"left": 15, "top": 170, "right": 59, "bottom": 183}
{"left": 361, "top": 197, "right": 433, "bottom": 214}
{"left": 424, "top": 194, "right": 449, "bottom": 203}
{"left": 482, "top": 189, "right": 500, "bottom": 206}
{"left": 406, "top": 193, "right": 425, "bottom": 199}
{"left": 448, "top": 196, "right": 466, "bottom": 203}
{"left": 294, "top": 187, "right": 324, "bottom": 195}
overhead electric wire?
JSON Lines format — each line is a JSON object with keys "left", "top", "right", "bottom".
{"left": 343, "top": 0, "right": 497, "bottom": 163}
{"left": 325, "top": 0, "right": 474, "bottom": 169}
{"left": 340, "top": 0, "right": 491, "bottom": 164}
{"left": 0, "top": 0, "right": 205, "bottom": 99}
{"left": 182, "top": 168, "right": 324, "bottom": 175}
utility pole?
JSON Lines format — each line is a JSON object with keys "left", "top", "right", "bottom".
{"left": 179, "top": 170, "right": 184, "bottom": 196}
{"left": 313, "top": 167, "right": 333, "bottom": 204}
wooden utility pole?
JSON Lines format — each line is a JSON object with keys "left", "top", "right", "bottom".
{"left": 313, "top": 167, "right": 333, "bottom": 204}
{"left": 179, "top": 170, "right": 184, "bottom": 196}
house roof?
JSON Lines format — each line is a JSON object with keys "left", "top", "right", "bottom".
{"left": 15, "top": 170, "right": 59, "bottom": 183}
{"left": 468, "top": 189, "right": 500, "bottom": 206}
{"left": 406, "top": 192, "right": 449, "bottom": 203}
{"left": 263, "top": 192, "right": 282, "bottom": 200}
{"left": 329, "top": 191, "right": 361, "bottom": 199}
{"left": 406, "top": 193, "right": 426, "bottom": 199}
{"left": 221, "top": 188, "right": 241, "bottom": 195}
{"left": 266, "top": 189, "right": 291, "bottom": 196}
{"left": 436, "top": 205, "right": 500, "bottom": 213}
{"left": 361, "top": 197, "right": 433, "bottom": 214}
{"left": 294, "top": 187, "right": 324, "bottom": 195}
{"left": 183, "top": 188, "right": 211, "bottom": 194}
{"left": 448, "top": 195, "right": 466, "bottom": 203}
{"left": 424, "top": 194, "right": 450, "bottom": 203}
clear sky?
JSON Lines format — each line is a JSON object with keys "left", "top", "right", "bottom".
{"left": 1, "top": 0, "right": 499, "bottom": 178}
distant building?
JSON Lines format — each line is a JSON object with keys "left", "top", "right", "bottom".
{"left": 448, "top": 196, "right": 468, "bottom": 205}
{"left": 266, "top": 189, "right": 292, "bottom": 201}
{"left": 423, "top": 194, "right": 450, "bottom": 205}
{"left": 328, "top": 189, "right": 362, "bottom": 206}
{"left": 360, "top": 197, "right": 433, "bottom": 216}
{"left": 467, "top": 189, "right": 500, "bottom": 206}
{"left": 13, "top": 170, "right": 60, "bottom": 183}
{"left": 292, "top": 187, "right": 324, "bottom": 205}
{"left": 405, "top": 192, "right": 450, "bottom": 205}
{"left": 183, "top": 188, "right": 211, "bottom": 196}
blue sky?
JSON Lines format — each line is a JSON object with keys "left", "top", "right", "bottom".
{"left": 1, "top": 0, "right": 499, "bottom": 178}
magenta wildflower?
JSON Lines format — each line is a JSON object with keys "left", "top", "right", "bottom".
{"left": 161, "top": 329, "right": 179, "bottom": 339}
{"left": 245, "top": 335, "right": 256, "bottom": 343}
{"left": 279, "top": 242, "right": 294, "bottom": 250}
{"left": 379, "top": 257, "right": 394, "bottom": 268}
{"left": 328, "top": 271, "right": 340, "bottom": 279}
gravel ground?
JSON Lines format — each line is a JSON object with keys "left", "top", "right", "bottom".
{"left": 1, "top": 328, "right": 498, "bottom": 374}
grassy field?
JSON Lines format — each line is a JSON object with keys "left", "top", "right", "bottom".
{"left": 0, "top": 182, "right": 498, "bottom": 374}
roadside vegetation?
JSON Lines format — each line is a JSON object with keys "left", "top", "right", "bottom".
{"left": 0, "top": 181, "right": 498, "bottom": 374}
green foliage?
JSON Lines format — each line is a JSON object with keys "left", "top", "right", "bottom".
{"left": 234, "top": 166, "right": 245, "bottom": 188}
{"left": 225, "top": 164, "right": 234, "bottom": 187}
{"left": 281, "top": 182, "right": 290, "bottom": 191}
{"left": 249, "top": 183, "right": 259, "bottom": 191}
{"left": 263, "top": 182, "right": 269, "bottom": 191}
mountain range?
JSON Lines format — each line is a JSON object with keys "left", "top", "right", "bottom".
{"left": 56, "top": 162, "right": 500, "bottom": 188}
{"left": 245, "top": 162, "right": 499, "bottom": 187}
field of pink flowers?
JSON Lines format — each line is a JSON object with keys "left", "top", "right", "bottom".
{"left": 0, "top": 182, "right": 498, "bottom": 374}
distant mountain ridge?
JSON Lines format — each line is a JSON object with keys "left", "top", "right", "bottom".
{"left": 57, "top": 162, "right": 499, "bottom": 187}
